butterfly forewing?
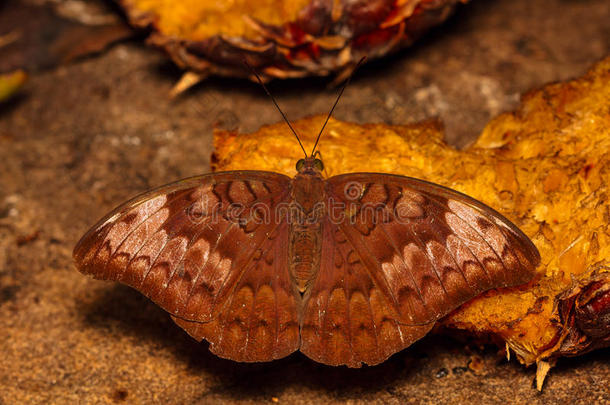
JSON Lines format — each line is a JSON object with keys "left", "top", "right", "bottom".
{"left": 321, "top": 173, "right": 540, "bottom": 327}
{"left": 73, "top": 172, "right": 298, "bottom": 332}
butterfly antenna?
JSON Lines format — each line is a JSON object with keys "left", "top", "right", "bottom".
{"left": 244, "top": 60, "right": 308, "bottom": 158}
{"left": 310, "top": 56, "right": 367, "bottom": 157}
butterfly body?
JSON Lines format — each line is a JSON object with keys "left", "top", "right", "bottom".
{"left": 289, "top": 158, "right": 326, "bottom": 294}
{"left": 74, "top": 156, "right": 540, "bottom": 366}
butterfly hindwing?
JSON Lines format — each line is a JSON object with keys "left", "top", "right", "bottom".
{"left": 172, "top": 221, "right": 301, "bottom": 362}
{"left": 300, "top": 218, "right": 435, "bottom": 367}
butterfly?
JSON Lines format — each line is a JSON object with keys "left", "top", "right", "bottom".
{"left": 73, "top": 63, "right": 540, "bottom": 367}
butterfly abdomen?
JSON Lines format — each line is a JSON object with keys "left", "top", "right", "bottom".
{"left": 289, "top": 222, "right": 322, "bottom": 294}
{"left": 289, "top": 172, "right": 326, "bottom": 294}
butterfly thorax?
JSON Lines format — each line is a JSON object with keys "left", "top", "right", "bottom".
{"left": 289, "top": 163, "right": 325, "bottom": 294}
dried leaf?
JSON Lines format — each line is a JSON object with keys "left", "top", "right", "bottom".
{"left": 0, "top": 2, "right": 132, "bottom": 73}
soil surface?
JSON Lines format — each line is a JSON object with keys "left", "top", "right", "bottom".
{"left": 1, "top": 0, "right": 609, "bottom": 403}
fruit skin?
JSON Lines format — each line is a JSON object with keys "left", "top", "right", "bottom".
{"left": 118, "top": 0, "right": 467, "bottom": 80}
{"left": 552, "top": 267, "right": 610, "bottom": 357}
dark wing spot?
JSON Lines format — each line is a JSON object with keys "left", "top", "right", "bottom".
{"left": 476, "top": 216, "right": 494, "bottom": 232}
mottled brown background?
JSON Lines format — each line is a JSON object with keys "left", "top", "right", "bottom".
{"left": 1, "top": 0, "right": 609, "bottom": 403}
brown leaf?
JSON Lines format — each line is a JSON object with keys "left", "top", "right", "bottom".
{"left": 0, "top": 1, "right": 133, "bottom": 73}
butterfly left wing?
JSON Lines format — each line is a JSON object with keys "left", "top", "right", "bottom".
{"left": 300, "top": 173, "right": 540, "bottom": 367}
{"left": 74, "top": 171, "right": 300, "bottom": 362}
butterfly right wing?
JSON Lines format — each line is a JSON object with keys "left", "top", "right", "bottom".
{"left": 73, "top": 171, "right": 301, "bottom": 361}
{"left": 300, "top": 173, "right": 540, "bottom": 367}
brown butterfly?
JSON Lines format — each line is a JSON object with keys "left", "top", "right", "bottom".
{"left": 73, "top": 65, "right": 540, "bottom": 367}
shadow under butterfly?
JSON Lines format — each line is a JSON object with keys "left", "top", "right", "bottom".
{"left": 73, "top": 60, "right": 540, "bottom": 367}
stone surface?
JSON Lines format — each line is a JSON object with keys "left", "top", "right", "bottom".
{"left": 0, "top": 0, "right": 609, "bottom": 403}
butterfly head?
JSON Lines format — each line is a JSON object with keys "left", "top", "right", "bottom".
{"left": 245, "top": 57, "right": 366, "bottom": 174}
{"left": 296, "top": 156, "right": 324, "bottom": 174}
